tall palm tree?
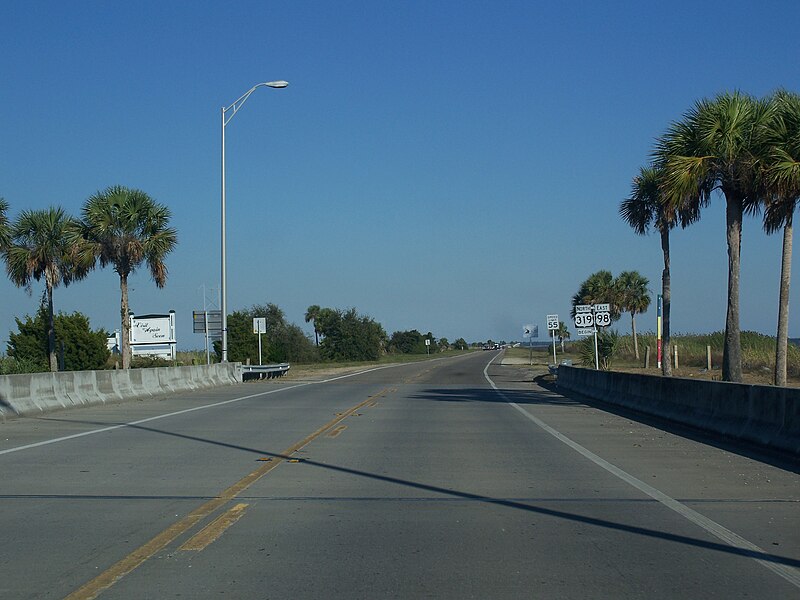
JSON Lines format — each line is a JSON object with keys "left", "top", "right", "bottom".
{"left": 619, "top": 166, "right": 700, "bottom": 375}
{"left": 615, "top": 271, "right": 651, "bottom": 361}
{"left": 305, "top": 304, "right": 321, "bottom": 346}
{"left": 5, "top": 207, "right": 91, "bottom": 371}
{"left": 80, "top": 186, "right": 177, "bottom": 369}
{"left": 656, "top": 91, "right": 775, "bottom": 382}
{"left": 762, "top": 90, "right": 800, "bottom": 386}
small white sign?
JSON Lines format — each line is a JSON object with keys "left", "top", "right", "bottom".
{"left": 523, "top": 324, "right": 534, "bottom": 338}
{"left": 593, "top": 303, "right": 611, "bottom": 313}
{"left": 575, "top": 305, "right": 592, "bottom": 313}
{"left": 576, "top": 327, "right": 596, "bottom": 336}
{"left": 546, "top": 315, "right": 559, "bottom": 330}
{"left": 253, "top": 317, "right": 266, "bottom": 334}
{"left": 425, "top": 339, "right": 431, "bottom": 346}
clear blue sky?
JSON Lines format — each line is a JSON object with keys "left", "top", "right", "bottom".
{"left": 1, "top": 1, "right": 799, "bottom": 349}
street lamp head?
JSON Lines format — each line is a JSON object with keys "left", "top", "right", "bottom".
{"left": 264, "top": 80, "right": 289, "bottom": 88}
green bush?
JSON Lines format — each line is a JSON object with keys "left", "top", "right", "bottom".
{"left": 7, "top": 307, "right": 110, "bottom": 371}
{"left": 317, "top": 307, "right": 387, "bottom": 362}
{"left": 0, "top": 355, "right": 46, "bottom": 374}
{"left": 577, "top": 329, "right": 619, "bottom": 370}
{"left": 214, "top": 303, "right": 317, "bottom": 364}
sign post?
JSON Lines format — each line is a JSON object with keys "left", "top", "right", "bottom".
{"left": 523, "top": 324, "right": 534, "bottom": 365}
{"left": 253, "top": 317, "right": 267, "bottom": 365}
{"left": 573, "top": 304, "right": 611, "bottom": 370}
{"left": 657, "top": 294, "right": 663, "bottom": 369}
{"left": 193, "top": 310, "right": 222, "bottom": 364}
{"left": 546, "top": 314, "right": 559, "bottom": 364}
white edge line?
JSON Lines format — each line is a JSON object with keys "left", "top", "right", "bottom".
{"left": 482, "top": 354, "right": 800, "bottom": 589}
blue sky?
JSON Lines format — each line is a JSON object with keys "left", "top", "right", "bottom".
{"left": 1, "top": 1, "right": 799, "bottom": 349}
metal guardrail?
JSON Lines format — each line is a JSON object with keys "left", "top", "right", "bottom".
{"left": 241, "top": 363, "right": 290, "bottom": 380}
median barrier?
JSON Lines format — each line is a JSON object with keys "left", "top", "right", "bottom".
{"left": 556, "top": 366, "right": 799, "bottom": 456}
{"left": 0, "top": 363, "right": 243, "bottom": 420}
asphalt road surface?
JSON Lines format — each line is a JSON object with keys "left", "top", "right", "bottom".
{"left": 1, "top": 351, "right": 798, "bottom": 599}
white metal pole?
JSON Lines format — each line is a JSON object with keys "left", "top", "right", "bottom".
{"left": 552, "top": 329, "right": 557, "bottom": 364}
{"left": 593, "top": 328, "right": 599, "bottom": 370}
{"left": 258, "top": 331, "right": 263, "bottom": 365}
{"left": 221, "top": 107, "right": 228, "bottom": 363}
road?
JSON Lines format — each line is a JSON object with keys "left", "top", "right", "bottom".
{"left": 0, "top": 351, "right": 798, "bottom": 599}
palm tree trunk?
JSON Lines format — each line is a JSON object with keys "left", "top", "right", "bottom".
{"left": 722, "top": 196, "right": 743, "bottom": 383}
{"left": 46, "top": 282, "right": 58, "bottom": 372}
{"left": 775, "top": 216, "right": 793, "bottom": 387}
{"left": 120, "top": 272, "right": 131, "bottom": 369}
{"left": 660, "top": 226, "right": 672, "bottom": 376}
{"left": 631, "top": 312, "right": 639, "bottom": 360}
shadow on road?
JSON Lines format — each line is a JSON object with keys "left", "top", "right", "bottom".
{"left": 15, "top": 408, "right": 800, "bottom": 571}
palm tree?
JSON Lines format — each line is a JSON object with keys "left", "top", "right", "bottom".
{"left": 0, "top": 198, "right": 10, "bottom": 251}
{"left": 4, "top": 207, "right": 91, "bottom": 371}
{"left": 762, "top": 90, "right": 800, "bottom": 386}
{"left": 656, "top": 91, "right": 774, "bottom": 382}
{"left": 80, "top": 186, "right": 177, "bottom": 369}
{"left": 556, "top": 321, "right": 570, "bottom": 352}
{"left": 615, "top": 271, "right": 651, "bottom": 361}
{"left": 305, "top": 304, "right": 321, "bottom": 346}
{"left": 620, "top": 166, "right": 699, "bottom": 375}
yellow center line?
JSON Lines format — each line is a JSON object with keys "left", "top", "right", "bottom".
{"left": 327, "top": 425, "right": 348, "bottom": 438}
{"left": 179, "top": 503, "right": 249, "bottom": 551}
{"left": 64, "top": 388, "right": 390, "bottom": 600}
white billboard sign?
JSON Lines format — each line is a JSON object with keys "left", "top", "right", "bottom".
{"left": 129, "top": 312, "right": 177, "bottom": 360}
{"left": 130, "top": 313, "right": 176, "bottom": 344}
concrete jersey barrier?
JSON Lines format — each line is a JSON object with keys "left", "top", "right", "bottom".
{"left": 0, "top": 363, "right": 244, "bottom": 419}
{"left": 556, "top": 366, "right": 800, "bottom": 457}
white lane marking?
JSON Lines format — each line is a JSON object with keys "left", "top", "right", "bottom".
{"left": 482, "top": 357, "right": 800, "bottom": 589}
{"left": 0, "top": 363, "right": 401, "bottom": 457}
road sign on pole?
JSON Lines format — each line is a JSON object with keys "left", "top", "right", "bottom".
{"left": 574, "top": 311, "right": 595, "bottom": 329}
{"left": 253, "top": 317, "right": 267, "bottom": 365}
{"left": 546, "top": 314, "right": 559, "bottom": 364}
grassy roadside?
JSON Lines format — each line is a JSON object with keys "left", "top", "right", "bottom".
{"left": 504, "top": 335, "right": 800, "bottom": 387}
{"left": 250, "top": 349, "right": 477, "bottom": 381}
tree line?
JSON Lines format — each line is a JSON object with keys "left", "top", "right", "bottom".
{"left": 619, "top": 90, "right": 800, "bottom": 385}
{"left": 0, "top": 186, "right": 177, "bottom": 371}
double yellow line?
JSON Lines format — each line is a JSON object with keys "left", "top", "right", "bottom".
{"left": 65, "top": 388, "right": 389, "bottom": 600}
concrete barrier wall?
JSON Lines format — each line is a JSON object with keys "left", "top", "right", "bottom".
{"left": 556, "top": 366, "right": 800, "bottom": 456}
{"left": 0, "top": 363, "right": 243, "bottom": 420}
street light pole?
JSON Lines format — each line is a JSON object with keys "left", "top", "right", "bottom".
{"left": 220, "top": 80, "right": 288, "bottom": 362}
